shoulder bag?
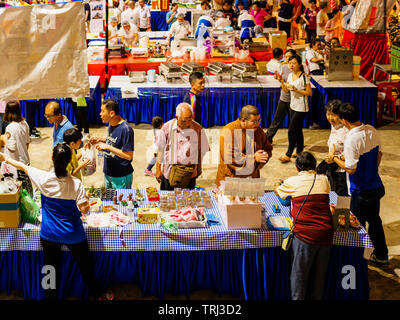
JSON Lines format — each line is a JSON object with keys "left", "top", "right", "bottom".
{"left": 282, "top": 174, "right": 317, "bottom": 251}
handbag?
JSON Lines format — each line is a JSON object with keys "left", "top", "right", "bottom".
{"left": 281, "top": 174, "right": 317, "bottom": 251}
{"left": 168, "top": 120, "right": 195, "bottom": 188}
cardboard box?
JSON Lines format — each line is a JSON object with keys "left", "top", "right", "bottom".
{"left": 268, "top": 31, "right": 287, "bottom": 50}
{"left": 0, "top": 184, "right": 21, "bottom": 228}
{"left": 217, "top": 195, "right": 262, "bottom": 229}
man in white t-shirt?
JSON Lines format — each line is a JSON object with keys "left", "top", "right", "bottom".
{"left": 119, "top": 20, "right": 139, "bottom": 47}
{"left": 266, "top": 48, "right": 283, "bottom": 75}
{"left": 108, "top": 0, "right": 125, "bottom": 26}
{"left": 305, "top": 38, "right": 324, "bottom": 75}
{"left": 121, "top": 0, "right": 140, "bottom": 28}
{"left": 316, "top": 1, "right": 329, "bottom": 42}
{"left": 137, "top": 0, "right": 151, "bottom": 31}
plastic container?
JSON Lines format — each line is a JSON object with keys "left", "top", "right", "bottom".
{"left": 98, "top": 151, "right": 104, "bottom": 167}
{"left": 352, "top": 56, "right": 361, "bottom": 80}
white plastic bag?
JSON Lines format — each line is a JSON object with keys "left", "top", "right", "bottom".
{"left": 81, "top": 145, "right": 96, "bottom": 176}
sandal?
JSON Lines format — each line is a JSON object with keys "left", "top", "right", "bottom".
{"left": 278, "top": 155, "right": 291, "bottom": 163}
{"left": 291, "top": 153, "right": 297, "bottom": 158}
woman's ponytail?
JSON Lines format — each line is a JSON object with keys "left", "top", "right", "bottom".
{"left": 52, "top": 143, "right": 72, "bottom": 179}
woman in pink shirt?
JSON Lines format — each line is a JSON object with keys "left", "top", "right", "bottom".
{"left": 251, "top": 1, "right": 272, "bottom": 27}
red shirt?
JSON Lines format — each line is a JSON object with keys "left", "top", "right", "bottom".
{"left": 291, "top": 0, "right": 302, "bottom": 18}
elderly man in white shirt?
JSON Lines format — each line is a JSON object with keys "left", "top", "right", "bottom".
{"left": 167, "top": 13, "right": 192, "bottom": 43}
{"left": 121, "top": 0, "right": 140, "bottom": 28}
{"left": 119, "top": 20, "right": 139, "bottom": 47}
{"left": 137, "top": 0, "right": 151, "bottom": 32}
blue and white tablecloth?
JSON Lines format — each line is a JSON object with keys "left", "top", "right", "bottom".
{"left": 0, "top": 190, "right": 373, "bottom": 252}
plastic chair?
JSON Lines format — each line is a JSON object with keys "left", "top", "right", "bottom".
{"left": 377, "top": 82, "right": 399, "bottom": 124}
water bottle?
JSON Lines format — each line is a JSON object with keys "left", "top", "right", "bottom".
{"left": 98, "top": 151, "right": 104, "bottom": 167}
{"left": 127, "top": 201, "right": 135, "bottom": 220}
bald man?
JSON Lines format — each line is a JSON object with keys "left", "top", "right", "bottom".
{"left": 215, "top": 104, "right": 273, "bottom": 186}
{"left": 155, "top": 103, "right": 210, "bottom": 190}
{"left": 45, "top": 101, "right": 74, "bottom": 146}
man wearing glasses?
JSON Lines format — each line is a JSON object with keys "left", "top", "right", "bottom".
{"left": 155, "top": 103, "right": 210, "bottom": 191}
{"left": 45, "top": 101, "right": 74, "bottom": 146}
{"left": 215, "top": 104, "right": 272, "bottom": 186}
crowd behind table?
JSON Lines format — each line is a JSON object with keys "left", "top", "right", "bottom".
{"left": 0, "top": 0, "right": 390, "bottom": 301}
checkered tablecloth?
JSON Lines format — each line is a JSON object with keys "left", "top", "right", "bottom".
{"left": 0, "top": 190, "right": 373, "bottom": 251}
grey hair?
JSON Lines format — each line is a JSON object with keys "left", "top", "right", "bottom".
{"left": 176, "top": 103, "right": 192, "bottom": 117}
{"left": 176, "top": 13, "right": 185, "bottom": 18}
{"left": 122, "top": 20, "right": 130, "bottom": 26}
{"left": 110, "top": 16, "right": 118, "bottom": 22}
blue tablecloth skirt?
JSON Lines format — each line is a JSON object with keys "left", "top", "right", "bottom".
{"left": 310, "top": 77, "right": 377, "bottom": 128}
{"left": 0, "top": 246, "right": 369, "bottom": 300}
{"left": 105, "top": 87, "right": 315, "bottom": 129}
{"left": 19, "top": 81, "right": 102, "bottom": 127}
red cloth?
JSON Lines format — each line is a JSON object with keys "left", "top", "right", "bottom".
{"left": 342, "top": 31, "right": 390, "bottom": 82}
{"left": 292, "top": 194, "right": 334, "bottom": 246}
{"left": 249, "top": 50, "right": 273, "bottom": 62}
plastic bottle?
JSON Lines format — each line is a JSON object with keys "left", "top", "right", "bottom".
{"left": 127, "top": 201, "right": 135, "bottom": 219}
{"left": 98, "top": 151, "right": 104, "bottom": 167}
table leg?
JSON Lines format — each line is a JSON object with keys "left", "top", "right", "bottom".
{"left": 373, "top": 65, "right": 377, "bottom": 84}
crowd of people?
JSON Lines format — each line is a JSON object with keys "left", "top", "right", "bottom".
{"left": 0, "top": 0, "right": 391, "bottom": 301}
{"left": 0, "top": 89, "right": 389, "bottom": 300}
{"left": 0, "top": 0, "right": 359, "bottom": 54}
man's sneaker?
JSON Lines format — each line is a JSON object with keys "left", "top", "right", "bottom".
{"left": 369, "top": 253, "right": 390, "bottom": 266}
{"left": 144, "top": 169, "right": 155, "bottom": 176}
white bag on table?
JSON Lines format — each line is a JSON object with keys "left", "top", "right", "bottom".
{"left": 81, "top": 145, "right": 96, "bottom": 176}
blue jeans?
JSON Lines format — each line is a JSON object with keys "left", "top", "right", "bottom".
{"left": 290, "top": 236, "right": 331, "bottom": 300}
{"left": 104, "top": 173, "right": 133, "bottom": 189}
{"left": 146, "top": 154, "right": 157, "bottom": 171}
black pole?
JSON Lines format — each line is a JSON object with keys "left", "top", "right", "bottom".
{"left": 105, "top": 0, "right": 109, "bottom": 89}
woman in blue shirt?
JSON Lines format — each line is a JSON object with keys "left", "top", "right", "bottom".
{"left": 0, "top": 144, "right": 113, "bottom": 300}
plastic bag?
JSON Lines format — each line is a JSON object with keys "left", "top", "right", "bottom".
{"left": 81, "top": 145, "right": 96, "bottom": 176}
{"left": 20, "top": 189, "right": 40, "bottom": 224}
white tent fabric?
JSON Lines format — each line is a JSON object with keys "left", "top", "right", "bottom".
{"left": 0, "top": 2, "right": 90, "bottom": 101}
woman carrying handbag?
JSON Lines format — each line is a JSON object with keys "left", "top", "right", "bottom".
{"left": 275, "top": 152, "right": 334, "bottom": 300}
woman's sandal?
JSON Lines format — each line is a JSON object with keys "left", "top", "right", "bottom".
{"left": 278, "top": 155, "right": 291, "bottom": 163}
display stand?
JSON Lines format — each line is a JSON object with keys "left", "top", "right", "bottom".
{"left": 210, "top": 30, "right": 235, "bottom": 58}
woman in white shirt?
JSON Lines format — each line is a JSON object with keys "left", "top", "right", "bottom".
{"left": 0, "top": 144, "right": 114, "bottom": 300}
{"left": 277, "top": 55, "right": 312, "bottom": 163}
{"left": 2, "top": 101, "right": 32, "bottom": 196}
{"left": 323, "top": 99, "right": 349, "bottom": 196}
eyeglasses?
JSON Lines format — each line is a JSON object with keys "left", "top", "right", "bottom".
{"left": 247, "top": 118, "right": 262, "bottom": 125}
{"left": 44, "top": 114, "right": 56, "bottom": 119}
